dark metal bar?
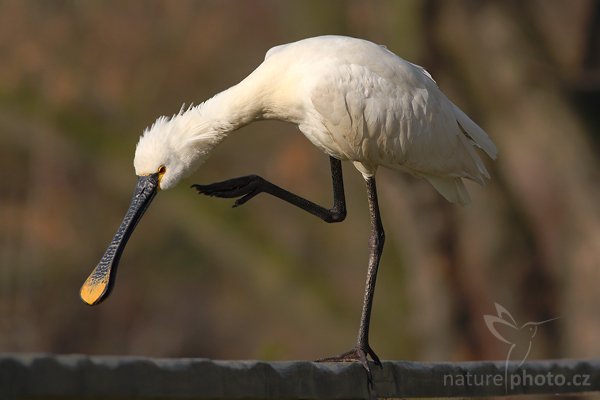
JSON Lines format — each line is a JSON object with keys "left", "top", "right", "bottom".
{"left": 0, "top": 353, "right": 598, "bottom": 399}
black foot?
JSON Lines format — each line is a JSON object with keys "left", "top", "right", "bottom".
{"left": 192, "top": 175, "right": 264, "bottom": 207}
{"left": 316, "top": 345, "right": 382, "bottom": 386}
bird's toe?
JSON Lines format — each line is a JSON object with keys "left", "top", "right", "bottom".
{"left": 315, "top": 345, "right": 381, "bottom": 387}
{"left": 192, "top": 176, "right": 264, "bottom": 207}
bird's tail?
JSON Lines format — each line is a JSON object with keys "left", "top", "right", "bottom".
{"left": 423, "top": 174, "right": 471, "bottom": 206}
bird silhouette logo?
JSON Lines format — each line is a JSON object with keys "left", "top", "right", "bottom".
{"left": 484, "top": 303, "right": 558, "bottom": 389}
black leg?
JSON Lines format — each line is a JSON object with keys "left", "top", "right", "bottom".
{"left": 192, "top": 156, "right": 346, "bottom": 223}
{"left": 359, "top": 176, "right": 384, "bottom": 364}
{"left": 194, "top": 160, "right": 385, "bottom": 385}
{"left": 317, "top": 176, "right": 384, "bottom": 385}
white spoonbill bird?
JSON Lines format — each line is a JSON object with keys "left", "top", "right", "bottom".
{"left": 81, "top": 35, "right": 496, "bottom": 376}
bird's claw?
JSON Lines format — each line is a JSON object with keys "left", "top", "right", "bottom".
{"left": 316, "top": 345, "right": 382, "bottom": 386}
{"left": 192, "top": 175, "right": 264, "bottom": 207}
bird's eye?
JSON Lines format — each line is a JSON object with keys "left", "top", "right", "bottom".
{"left": 158, "top": 165, "right": 166, "bottom": 175}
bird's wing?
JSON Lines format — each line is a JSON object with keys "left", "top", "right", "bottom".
{"left": 452, "top": 102, "right": 497, "bottom": 159}
{"left": 306, "top": 59, "right": 493, "bottom": 183}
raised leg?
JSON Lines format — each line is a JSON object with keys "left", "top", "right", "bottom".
{"left": 317, "top": 176, "right": 385, "bottom": 384}
{"left": 192, "top": 156, "right": 346, "bottom": 223}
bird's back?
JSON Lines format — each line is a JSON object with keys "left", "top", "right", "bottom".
{"left": 260, "top": 36, "right": 497, "bottom": 205}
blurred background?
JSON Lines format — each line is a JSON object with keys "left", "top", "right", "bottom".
{"left": 1, "top": 0, "right": 599, "bottom": 365}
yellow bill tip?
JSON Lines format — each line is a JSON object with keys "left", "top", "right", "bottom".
{"left": 80, "top": 274, "right": 109, "bottom": 306}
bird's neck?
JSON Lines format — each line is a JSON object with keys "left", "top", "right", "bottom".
{"left": 176, "top": 60, "right": 300, "bottom": 144}
{"left": 146, "top": 61, "right": 299, "bottom": 167}
{"left": 179, "top": 86, "right": 259, "bottom": 145}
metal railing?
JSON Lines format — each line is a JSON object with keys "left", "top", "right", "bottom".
{"left": 0, "top": 353, "right": 598, "bottom": 399}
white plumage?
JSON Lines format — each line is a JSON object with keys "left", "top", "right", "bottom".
{"left": 135, "top": 35, "right": 496, "bottom": 204}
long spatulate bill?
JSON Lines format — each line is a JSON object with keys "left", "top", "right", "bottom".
{"left": 80, "top": 173, "right": 159, "bottom": 305}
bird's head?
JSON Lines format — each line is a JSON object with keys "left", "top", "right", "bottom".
{"left": 80, "top": 109, "right": 221, "bottom": 306}
{"left": 134, "top": 111, "right": 220, "bottom": 190}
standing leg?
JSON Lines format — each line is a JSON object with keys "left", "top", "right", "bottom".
{"left": 358, "top": 176, "right": 385, "bottom": 364}
{"left": 318, "top": 176, "right": 385, "bottom": 381}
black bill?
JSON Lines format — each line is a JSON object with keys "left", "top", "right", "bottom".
{"left": 80, "top": 173, "right": 159, "bottom": 305}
